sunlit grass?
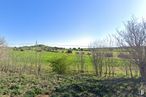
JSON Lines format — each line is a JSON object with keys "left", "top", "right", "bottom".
{"left": 8, "top": 50, "right": 139, "bottom": 77}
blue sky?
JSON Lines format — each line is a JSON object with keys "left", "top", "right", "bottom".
{"left": 0, "top": 0, "right": 146, "bottom": 48}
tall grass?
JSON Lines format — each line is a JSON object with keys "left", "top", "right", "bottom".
{"left": 0, "top": 48, "right": 141, "bottom": 78}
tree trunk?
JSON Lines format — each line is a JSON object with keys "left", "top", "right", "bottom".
{"left": 105, "top": 62, "right": 108, "bottom": 77}
{"left": 129, "top": 63, "right": 133, "bottom": 78}
{"left": 139, "top": 64, "right": 146, "bottom": 82}
{"left": 95, "top": 65, "right": 98, "bottom": 76}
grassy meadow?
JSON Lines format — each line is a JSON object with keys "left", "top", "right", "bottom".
{"left": 0, "top": 46, "right": 142, "bottom": 97}
{"left": 9, "top": 48, "right": 140, "bottom": 77}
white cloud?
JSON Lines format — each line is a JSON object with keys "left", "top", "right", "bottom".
{"left": 48, "top": 36, "right": 95, "bottom": 48}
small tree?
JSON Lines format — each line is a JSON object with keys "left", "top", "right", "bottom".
{"left": 0, "top": 36, "right": 9, "bottom": 73}
{"left": 79, "top": 50, "right": 85, "bottom": 73}
{"left": 90, "top": 40, "right": 105, "bottom": 76}
{"left": 0, "top": 36, "right": 7, "bottom": 60}
{"left": 116, "top": 17, "right": 146, "bottom": 81}
{"left": 50, "top": 56, "right": 69, "bottom": 74}
{"left": 66, "top": 49, "right": 72, "bottom": 53}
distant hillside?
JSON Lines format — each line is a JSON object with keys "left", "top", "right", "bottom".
{"left": 12, "top": 44, "right": 66, "bottom": 52}
{"left": 12, "top": 44, "right": 130, "bottom": 52}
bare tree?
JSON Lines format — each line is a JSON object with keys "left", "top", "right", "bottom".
{"left": 0, "top": 36, "right": 9, "bottom": 74}
{"left": 106, "top": 34, "right": 115, "bottom": 77}
{"left": 79, "top": 49, "right": 85, "bottom": 73}
{"left": 75, "top": 48, "right": 86, "bottom": 73}
{"left": 0, "top": 36, "right": 7, "bottom": 60}
{"left": 90, "top": 40, "right": 105, "bottom": 76}
{"left": 116, "top": 17, "right": 146, "bottom": 81}
{"left": 0, "top": 36, "right": 5, "bottom": 46}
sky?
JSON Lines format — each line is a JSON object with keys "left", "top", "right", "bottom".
{"left": 0, "top": 0, "right": 146, "bottom": 48}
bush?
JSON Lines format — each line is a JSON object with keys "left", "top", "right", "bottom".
{"left": 61, "top": 51, "right": 64, "bottom": 53}
{"left": 104, "top": 53, "right": 113, "bottom": 57}
{"left": 66, "top": 49, "right": 72, "bottom": 53}
{"left": 76, "top": 52, "right": 79, "bottom": 54}
{"left": 36, "top": 49, "right": 42, "bottom": 52}
{"left": 87, "top": 52, "right": 91, "bottom": 55}
{"left": 19, "top": 48, "right": 24, "bottom": 51}
{"left": 118, "top": 53, "right": 130, "bottom": 59}
{"left": 76, "top": 51, "right": 85, "bottom": 55}
{"left": 50, "top": 56, "right": 69, "bottom": 74}
{"left": 23, "top": 91, "right": 35, "bottom": 97}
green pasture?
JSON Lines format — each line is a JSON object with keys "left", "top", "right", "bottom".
{"left": 7, "top": 50, "right": 139, "bottom": 77}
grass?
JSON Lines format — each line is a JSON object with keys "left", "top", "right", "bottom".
{"left": 0, "top": 73, "right": 143, "bottom": 97}
{"left": 9, "top": 50, "right": 140, "bottom": 76}
{"left": 52, "top": 76, "right": 142, "bottom": 97}
{"left": 0, "top": 73, "right": 62, "bottom": 97}
{"left": 0, "top": 49, "right": 143, "bottom": 96}
{"left": 10, "top": 50, "right": 93, "bottom": 72}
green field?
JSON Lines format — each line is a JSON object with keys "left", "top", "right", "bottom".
{"left": 9, "top": 50, "right": 93, "bottom": 72}
{"left": 0, "top": 49, "right": 142, "bottom": 97}
{"left": 8, "top": 49, "right": 140, "bottom": 77}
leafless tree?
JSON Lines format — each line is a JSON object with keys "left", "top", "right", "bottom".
{"left": 116, "top": 17, "right": 146, "bottom": 81}
{"left": 79, "top": 50, "right": 85, "bottom": 73}
{"left": 0, "top": 36, "right": 7, "bottom": 60}
{"left": 90, "top": 40, "right": 105, "bottom": 76}
{"left": 106, "top": 34, "right": 115, "bottom": 77}
{"left": 35, "top": 41, "right": 42, "bottom": 76}
{"left": 75, "top": 49, "right": 86, "bottom": 73}
{"left": 0, "top": 36, "right": 9, "bottom": 74}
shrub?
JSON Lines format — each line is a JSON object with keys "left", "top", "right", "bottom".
{"left": 50, "top": 56, "right": 69, "bottom": 74}
{"left": 66, "top": 49, "right": 72, "bottom": 53}
{"left": 118, "top": 53, "right": 130, "bottom": 59}
{"left": 73, "top": 48, "right": 77, "bottom": 51}
{"left": 61, "top": 50, "right": 65, "bottom": 53}
{"left": 104, "top": 53, "right": 113, "bottom": 57}
{"left": 23, "top": 91, "right": 35, "bottom": 97}
{"left": 76, "top": 52, "right": 79, "bottom": 54}
{"left": 20, "top": 48, "right": 24, "bottom": 51}
{"left": 36, "top": 49, "right": 42, "bottom": 52}
{"left": 87, "top": 52, "right": 91, "bottom": 55}
{"left": 76, "top": 51, "right": 84, "bottom": 55}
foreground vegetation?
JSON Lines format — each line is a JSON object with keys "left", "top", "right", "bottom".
{"left": 0, "top": 45, "right": 142, "bottom": 97}
{"left": 0, "top": 73, "right": 143, "bottom": 97}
